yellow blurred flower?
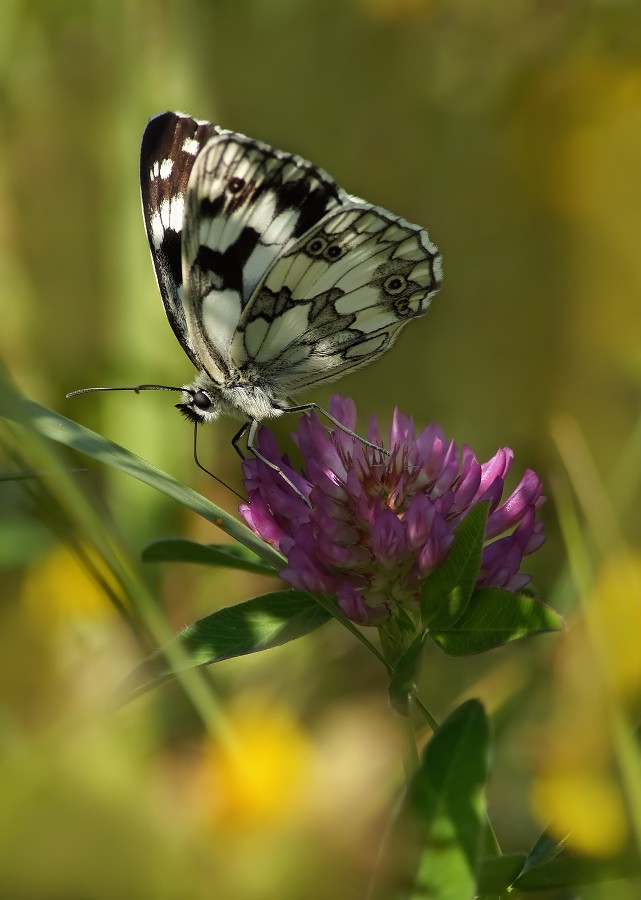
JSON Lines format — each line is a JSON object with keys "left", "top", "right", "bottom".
{"left": 21, "top": 541, "right": 121, "bottom": 628}
{"left": 532, "top": 770, "right": 627, "bottom": 857}
{"left": 530, "top": 625, "right": 629, "bottom": 857}
{"left": 591, "top": 552, "right": 641, "bottom": 701}
{"left": 529, "top": 552, "right": 641, "bottom": 856}
{"left": 196, "top": 695, "right": 314, "bottom": 832}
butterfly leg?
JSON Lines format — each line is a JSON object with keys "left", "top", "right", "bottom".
{"left": 277, "top": 402, "right": 389, "bottom": 456}
{"left": 191, "top": 422, "right": 245, "bottom": 501}
{"left": 231, "top": 422, "right": 249, "bottom": 460}
{"left": 246, "top": 419, "right": 312, "bottom": 507}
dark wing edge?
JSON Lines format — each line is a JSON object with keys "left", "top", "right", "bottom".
{"left": 140, "top": 111, "right": 223, "bottom": 367}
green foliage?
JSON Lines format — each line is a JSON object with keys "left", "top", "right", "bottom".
{"left": 388, "top": 628, "right": 429, "bottom": 716}
{"left": 420, "top": 502, "right": 488, "bottom": 630}
{"left": 142, "top": 538, "right": 277, "bottom": 575}
{"left": 4, "top": 4, "right": 641, "bottom": 889}
{"left": 430, "top": 587, "right": 564, "bottom": 655}
{"left": 121, "top": 590, "right": 332, "bottom": 700}
{"left": 476, "top": 850, "right": 641, "bottom": 895}
{"left": 3, "top": 355, "right": 640, "bottom": 898}
{"left": 0, "top": 373, "right": 282, "bottom": 569}
{"left": 371, "top": 700, "right": 489, "bottom": 900}
{"left": 421, "top": 503, "right": 564, "bottom": 655}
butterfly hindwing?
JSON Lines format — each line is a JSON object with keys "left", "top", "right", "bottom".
{"left": 228, "top": 204, "right": 442, "bottom": 392}
{"left": 181, "top": 133, "right": 345, "bottom": 373}
{"left": 140, "top": 112, "right": 224, "bottom": 367}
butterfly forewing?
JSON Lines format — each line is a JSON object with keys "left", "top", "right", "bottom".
{"left": 140, "top": 112, "right": 224, "bottom": 367}
{"left": 181, "top": 133, "right": 346, "bottom": 371}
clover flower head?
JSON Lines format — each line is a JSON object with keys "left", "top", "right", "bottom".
{"left": 240, "top": 396, "right": 545, "bottom": 626}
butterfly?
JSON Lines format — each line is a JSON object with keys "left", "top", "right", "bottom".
{"left": 71, "top": 112, "right": 442, "bottom": 491}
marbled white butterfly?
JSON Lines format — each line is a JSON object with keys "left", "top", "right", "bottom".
{"left": 70, "top": 112, "right": 442, "bottom": 487}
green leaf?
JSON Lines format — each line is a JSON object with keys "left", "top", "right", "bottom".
{"left": 430, "top": 587, "right": 565, "bottom": 655}
{"left": 475, "top": 830, "right": 568, "bottom": 896}
{"left": 518, "top": 828, "right": 568, "bottom": 878}
{"left": 119, "top": 590, "right": 332, "bottom": 699}
{"left": 420, "top": 502, "right": 489, "bottom": 630}
{"left": 513, "top": 851, "right": 641, "bottom": 891}
{"left": 0, "top": 376, "right": 283, "bottom": 570}
{"left": 475, "top": 854, "right": 527, "bottom": 895}
{"left": 388, "top": 628, "right": 428, "bottom": 716}
{"left": 408, "top": 700, "right": 489, "bottom": 899}
{"left": 0, "top": 467, "right": 87, "bottom": 481}
{"left": 370, "top": 699, "right": 489, "bottom": 900}
{"left": 142, "top": 538, "right": 277, "bottom": 575}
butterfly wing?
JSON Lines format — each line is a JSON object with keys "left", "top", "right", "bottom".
{"left": 180, "top": 134, "right": 346, "bottom": 378}
{"left": 140, "top": 111, "right": 224, "bottom": 368}
{"left": 229, "top": 204, "right": 442, "bottom": 393}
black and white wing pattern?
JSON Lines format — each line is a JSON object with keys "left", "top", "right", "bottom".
{"left": 180, "top": 131, "right": 346, "bottom": 383}
{"left": 140, "top": 112, "right": 224, "bottom": 367}
{"left": 140, "top": 111, "right": 442, "bottom": 425}
{"left": 230, "top": 205, "right": 440, "bottom": 393}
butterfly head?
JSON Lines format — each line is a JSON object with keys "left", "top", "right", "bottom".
{"left": 175, "top": 378, "right": 224, "bottom": 425}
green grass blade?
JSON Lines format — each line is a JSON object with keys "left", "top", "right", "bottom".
{"left": 0, "top": 376, "right": 283, "bottom": 570}
{"left": 142, "top": 538, "right": 277, "bottom": 575}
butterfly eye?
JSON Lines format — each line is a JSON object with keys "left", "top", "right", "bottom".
{"left": 383, "top": 274, "right": 407, "bottom": 296}
{"left": 306, "top": 236, "right": 327, "bottom": 256}
{"left": 228, "top": 177, "right": 245, "bottom": 194}
{"left": 192, "top": 390, "right": 212, "bottom": 410}
{"left": 324, "top": 243, "right": 343, "bottom": 261}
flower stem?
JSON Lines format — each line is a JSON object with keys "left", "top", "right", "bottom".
{"left": 402, "top": 711, "right": 420, "bottom": 779}
{"left": 413, "top": 694, "right": 439, "bottom": 733}
{"left": 310, "top": 593, "right": 391, "bottom": 668}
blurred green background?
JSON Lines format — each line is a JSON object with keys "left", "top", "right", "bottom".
{"left": 2, "top": 1, "right": 641, "bottom": 898}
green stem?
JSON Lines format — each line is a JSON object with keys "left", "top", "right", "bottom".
{"left": 413, "top": 694, "right": 439, "bottom": 732}
{"left": 310, "top": 593, "right": 391, "bottom": 668}
{"left": 402, "top": 712, "right": 420, "bottom": 779}
{"left": 484, "top": 816, "right": 502, "bottom": 857}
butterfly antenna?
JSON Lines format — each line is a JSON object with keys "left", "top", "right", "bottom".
{"left": 66, "top": 384, "right": 185, "bottom": 398}
{"left": 192, "top": 422, "right": 246, "bottom": 503}
{"left": 68, "top": 384, "right": 246, "bottom": 503}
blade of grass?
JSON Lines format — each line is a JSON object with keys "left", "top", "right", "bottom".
{"left": 0, "top": 374, "right": 283, "bottom": 570}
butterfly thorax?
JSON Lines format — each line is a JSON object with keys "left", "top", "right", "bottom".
{"left": 176, "top": 371, "right": 285, "bottom": 425}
